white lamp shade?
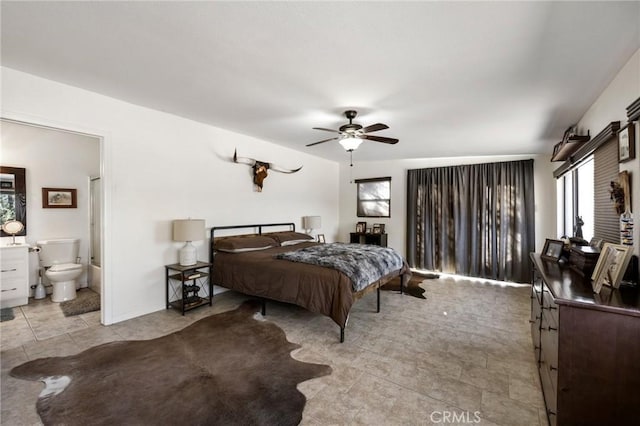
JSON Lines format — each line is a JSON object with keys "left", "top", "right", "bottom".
{"left": 173, "top": 219, "right": 205, "bottom": 242}
{"left": 339, "top": 136, "right": 363, "bottom": 151}
{"left": 173, "top": 219, "right": 205, "bottom": 266}
{"left": 302, "top": 216, "right": 321, "bottom": 230}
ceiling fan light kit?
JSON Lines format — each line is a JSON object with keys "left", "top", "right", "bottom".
{"left": 339, "top": 135, "right": 363, "bottom": 151}
{"left": 308, "top": 110, "right": 398, "bottom": 151}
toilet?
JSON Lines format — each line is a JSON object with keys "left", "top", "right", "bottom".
{"left": 37, "top": 239, "right": 83, "bottom": 302}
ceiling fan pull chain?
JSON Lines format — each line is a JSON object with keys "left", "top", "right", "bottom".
{"left": 350, "top": 151, "right": 354, "bottom": 183}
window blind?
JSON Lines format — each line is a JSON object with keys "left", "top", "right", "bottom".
{"left": 594, "top": 137, "right": 620, "bottom": 243}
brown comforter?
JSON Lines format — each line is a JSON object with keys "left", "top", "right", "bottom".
{"left": 212, "top": 242, "right": 409, "bottom": 327}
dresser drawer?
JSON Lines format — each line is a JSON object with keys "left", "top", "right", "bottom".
{"left": 0, "top": 282, "right": 28, "bottom": 308}
{"left": 0, "top": 282, "right": 27, "bottom": 298}
{"left": 542, "top": 288, "right": 559, "bottom": 328}
{"left": 530, "top": 285, "right": 542, "bottom": 360}
{"left": 1, "top": 247, "right": 27, "bottom": 262}
{"left": 539, "top": 348, "right": 558, "bottom": 426}
{"left": 0, "top": 260, "right": 26, "bottom": 281}
{"left": 0, "top": 246, "right": 29, "bottom": 308}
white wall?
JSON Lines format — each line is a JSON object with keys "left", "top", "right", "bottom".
{"left": 576, "top": 48, "right": 640, "bottom": 256}
{"left": 1, "top": 121, "right": 100, "bottom": 290}
{"left": 340, "top": 48, "right": 640, "bottom": 266}
{"left": 339, "top": 155, "right": 555, "bottom": 257}
{"left": 1, "top": 67, "right": 340, "bottom": 324}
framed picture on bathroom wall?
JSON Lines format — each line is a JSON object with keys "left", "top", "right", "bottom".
{"left": 42, "top": 188, "right": 77, "bottom": 208}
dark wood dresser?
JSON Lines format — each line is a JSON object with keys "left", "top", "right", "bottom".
{"left": 530, "top": 253, "right": 640, "bottom": 426}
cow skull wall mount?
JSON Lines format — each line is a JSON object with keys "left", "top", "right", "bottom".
{"left": 233, "top": 149, "right": 303, "bottom": 192}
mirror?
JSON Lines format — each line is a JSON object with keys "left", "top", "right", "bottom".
{"left": 0, "top": 166, "right": 27, "bottom": 236}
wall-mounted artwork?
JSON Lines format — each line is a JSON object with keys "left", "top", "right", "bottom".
{"left": 42, "top": 188, "right": 77, "bottom": 208}
{"left": 618, "top": 124, "right": 635, "bottom": 163}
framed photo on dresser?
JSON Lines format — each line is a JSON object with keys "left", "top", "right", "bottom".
{"left": 541, "top": 238, "right": 563, "bottom": 262}
{"left": 591, "top": 243, "right": 633, "bottom": 293}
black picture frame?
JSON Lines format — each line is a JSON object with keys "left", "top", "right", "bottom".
{"left": 618, "top": 124, "right": 635, "bottom": 163}
{"left": 356, "top": 221, "right": 367, "bottom": 233}
{"left": 372, "top": 223, "right": 386, "bottom": 234}
{"left": 541, "top": 238, "right": 564, "bottom": 262}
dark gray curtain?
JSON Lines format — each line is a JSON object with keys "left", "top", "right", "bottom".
{"left": 406, "top": 159, "right": 535, "bottom": 283}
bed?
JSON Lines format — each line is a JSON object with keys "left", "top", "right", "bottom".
{"left": 210, "top": 223, "right": 410, "bottom": 342}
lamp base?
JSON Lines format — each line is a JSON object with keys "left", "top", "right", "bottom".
{"left": 179, "top": 242, "right": 197, "bottom": 266}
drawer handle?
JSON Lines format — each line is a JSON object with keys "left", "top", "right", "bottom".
{"left": 548, "top": 410, "right": 556, "bottom": 416}
{"left": 549, "top": 306, "right": 558, "bottom": 310}
{"left": 548, "top": 326, "right": 557, "bottom": 331}
{"left": 1, "top": 288, "right": 17, "bottom": 292}
{"left": 550, "top": 365, "right": 558, "bottom": 371}
{"left": 1, "top": 268, "right": 17, "bottom": 272}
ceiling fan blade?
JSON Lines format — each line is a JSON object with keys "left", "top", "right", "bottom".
{"left": 312, "top": 127, "right": 341, "bottom": 133}
{"left": 361, "top": 123, "right": 389, "bottom": 133}
{"left": 306, "top": 137, "right": 339, "bottom": 147}
{"left": 360, "top": 134, "right": 399, "bottom": 144}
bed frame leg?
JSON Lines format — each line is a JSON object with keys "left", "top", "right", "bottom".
{"left": 376, "top": 286, "right": 381, "bottom": 313}
{"left": 340, "top": 327, "right": 345, "bottom": 343}
{"left": 261, "top": 298, "right": 266, "bottom": 316}
{"left": 400, "top": 274, "right": 406, "bottom": 295}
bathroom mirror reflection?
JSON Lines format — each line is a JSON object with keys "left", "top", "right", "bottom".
{"left": 0, "top": 166, "right": 27, "bottom": 236}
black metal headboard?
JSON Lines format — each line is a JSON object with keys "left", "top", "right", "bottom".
{"left": 209, "top": 222, "right": 295, "bottom": 263}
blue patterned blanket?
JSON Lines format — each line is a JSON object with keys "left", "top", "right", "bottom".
{"left": 276, "top": 243, "right": 404, "bottom": 292}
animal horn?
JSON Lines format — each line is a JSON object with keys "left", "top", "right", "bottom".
{"left": 233, "top": 149, "right": 256, "bottom": 166}
{"left": 268, "top": 163, "right": 303, "bottom": 174}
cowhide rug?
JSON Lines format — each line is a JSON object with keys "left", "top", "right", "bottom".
{"left": 381, "top": 272, "right": 439, "bottom": 299}
{"left": 11, "top": 301, "right": 331, "bottom": 426}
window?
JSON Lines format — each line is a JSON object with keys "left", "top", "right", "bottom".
{"left": 556, "top": 157, "right": 594, "bottom": 241}
{"left": 355, "top": 177, "right": 391, "bottom": 217}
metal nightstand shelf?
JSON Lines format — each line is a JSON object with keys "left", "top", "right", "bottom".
{"left": 165, "top": 261, "right": 213, "bottom": 315}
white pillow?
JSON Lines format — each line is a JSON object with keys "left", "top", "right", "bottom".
{"left": 217, "top": 245, "right": 275, "bottom": 253}
{"left": 280, "top": 239, "right": 314, "bottom": 246}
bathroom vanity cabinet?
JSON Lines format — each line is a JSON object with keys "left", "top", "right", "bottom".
{"left": 0, "top": 245, "right": 29, "bottom": 308}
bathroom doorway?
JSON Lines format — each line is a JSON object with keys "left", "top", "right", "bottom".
{"left": 2, "top": 118, "right": 104, "bottom": 321}
{"left": 89, "top": 177, "right": 102, "bottom": 294}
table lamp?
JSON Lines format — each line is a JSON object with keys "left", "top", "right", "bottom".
{"left": 302, "top": 216, "right": 321, "bottom": 239}
{"left": 173, "top": 219, "right": 205, "bottom": 266}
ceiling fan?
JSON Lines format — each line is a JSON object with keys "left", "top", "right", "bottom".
{"left": 307, "top": 110, "right": 399, "bottom": 151}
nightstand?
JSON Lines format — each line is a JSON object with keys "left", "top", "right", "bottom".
{"left": 165, "top": 261, "right": 213, "bottom": 315}
{"left": 349, "top": 232, "right": 388, "bottom": 247}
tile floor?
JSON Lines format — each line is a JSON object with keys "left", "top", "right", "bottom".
{"left": 1, "top": 276, "right": 546, "bottom": 425}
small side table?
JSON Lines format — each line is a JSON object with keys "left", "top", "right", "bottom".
{"left": 165, "top": 261, "right": 213, "bottom": 315}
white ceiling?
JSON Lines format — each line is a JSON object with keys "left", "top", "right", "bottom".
{"left": 2, "top": 1, "right": 639, "bottom": 162}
